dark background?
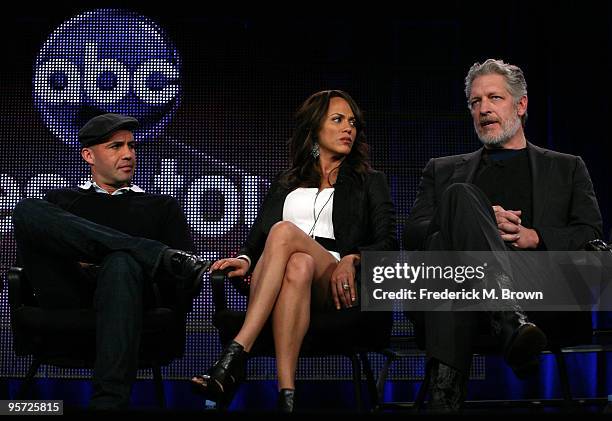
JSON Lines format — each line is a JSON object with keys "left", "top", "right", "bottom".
{"left": 1, "top": 1, "right": 610, "bottom": 409}
{"left": 3, "top": 3, "right": 611, "bottom": 228}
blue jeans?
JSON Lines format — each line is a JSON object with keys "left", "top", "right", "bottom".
{"left": 12, "top": 198, "right": 169, "bottom": 409}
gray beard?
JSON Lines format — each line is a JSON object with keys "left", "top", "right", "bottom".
{"left": 476, "top": 115, "right": 522, "bottom": 147}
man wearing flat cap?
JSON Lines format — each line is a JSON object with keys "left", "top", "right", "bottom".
{"left": 12, "top": 113, "right": 210, "bottom": 410}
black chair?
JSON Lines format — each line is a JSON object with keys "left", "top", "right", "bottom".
{"left": 376, "top": 328, "right": 612, "bottom": 411}
{"left": 8, "top": 266, "right": 195, "bottom": 408}
{"left": 375, "top": 239, "right": 612, "bottom": 411}
{"left": 209, "top": 268, "right": 393, "bottom": 411}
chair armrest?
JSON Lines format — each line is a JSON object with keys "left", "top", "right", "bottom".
{"left": 210, "top": 267, "right": 251, "bottom": 313}
{"left": 210, "top": 269, "right": 228, "bottom": 312}
{"left": 8, "top": 267, "right": 24, "bottom": 312}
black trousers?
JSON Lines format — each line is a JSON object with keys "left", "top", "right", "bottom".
{"left": 12, "top": 198, "right": 168, "bottom": 409}
{"left": 405, "top": 183, "right": 591, "bottom": 375}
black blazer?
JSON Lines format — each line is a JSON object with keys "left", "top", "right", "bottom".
{"left": 239, "top": 164, "right": 398, "bottom": 268}
{"left": 404, "top": 142, "right": 603, "bottom": 251}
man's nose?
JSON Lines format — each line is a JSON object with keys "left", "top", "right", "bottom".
{"left": 479, "top": 99, "right": 492, "bottom": 114}
{"left": 121, "top": 147, "right": 134, "bottom": 159}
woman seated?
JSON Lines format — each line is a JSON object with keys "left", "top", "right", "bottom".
{"left": 191, "top": 90, "right": 397, "bottom": 411}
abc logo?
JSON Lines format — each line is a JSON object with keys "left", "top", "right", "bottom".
{"left": 33, "top": 9, "right": 181, "bottom": 146}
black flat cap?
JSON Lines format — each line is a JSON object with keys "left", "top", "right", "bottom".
{"left": 78, "top": 113, "right": 139, "bottom": 147}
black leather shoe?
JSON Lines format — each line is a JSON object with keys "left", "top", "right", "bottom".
{"left": 585, "top": 239, "right": 612, "bottom": 251}
{"left": 504, "top": 322, "right": 547, "bottom": 379}
{"left": 162, "top": 249, "right": 211, "bottom": 294}
{"left": 191, "top": 340, "right": 248, "bottom": 408}
{"left": 277, "top": 388, "right": 295, "bottom": 412}
{"left": 490, "top": 309, "right": 547, "bottom": 379}
{"left": 427, "top": 360, "right": 466, "bottom": 413}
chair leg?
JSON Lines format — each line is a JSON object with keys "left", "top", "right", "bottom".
{"left": 553, "top": 350, "right": 573, "bottom": 404}
{"left": 414, "top": 358, "right": 431, "bottom": 411}
{"left": 17, "top": 359, "right": 42, "bottom": 399}
{"left": 151, "top": 363, "right": 166, "bottom": 409}
{"left": 376, "top": 351, "right": 396, "bottom": 408}
{"left": 359, "top": 353, "right": 378, "bottom": 410}
{"left": 350, "top": 353, "right": 363, "bottom": 412}
{"left": 1, "top": 378, "right": 8, "bottom": 400}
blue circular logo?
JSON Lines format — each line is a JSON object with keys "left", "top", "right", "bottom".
{"left": 33, "top": 9, "right": 181, "bottom": 147}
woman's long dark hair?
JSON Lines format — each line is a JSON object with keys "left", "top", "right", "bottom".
{"left": 280, "top": 90, "right": 371, "bottom": 189}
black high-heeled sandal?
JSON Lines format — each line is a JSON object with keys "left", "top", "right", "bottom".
{"left": 191, "top": 340, "right": 248, "bottom": 407}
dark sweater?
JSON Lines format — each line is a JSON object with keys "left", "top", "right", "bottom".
{"left": 474, "top": 148, "right": 533, "bottom": 228}
{"left": 44, "top": 187, "right": 193, "bottom": 252}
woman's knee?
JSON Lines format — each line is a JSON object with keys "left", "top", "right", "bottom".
{"left": 284, "top": 252, "right": 315, "bottom": 287}
{"left": 268, "top": 221, "right": 301, "bottom": 245}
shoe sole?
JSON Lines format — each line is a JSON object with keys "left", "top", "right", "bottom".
{"left": 191, "top": 375, "right": 233, "bottom": 408}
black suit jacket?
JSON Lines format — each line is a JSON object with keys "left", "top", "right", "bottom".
{"left": 404, "top": 142, "right": 603, "bottom": 251}
{"left": 403, "top": 142, "right": 603, "bottom": 347}
{"left": 239, "top": 164, "right": 398, "bottom": 268}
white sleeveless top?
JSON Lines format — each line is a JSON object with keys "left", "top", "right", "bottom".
{"left": 282, "top": 187, "right": 340, "bottom": 261}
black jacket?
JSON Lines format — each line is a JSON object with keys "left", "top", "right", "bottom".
{"left": 403, "top": 142, "right": 603, "bottom": 348}
{"left": 404, "top": 142, "right": 603, "bottom": 251}
{"left": 239, "top": 164, "right": 398, "bottom": 267}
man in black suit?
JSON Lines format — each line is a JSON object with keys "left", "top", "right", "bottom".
{"left": 403, "top": 59, "right": 603, "bottom": 411}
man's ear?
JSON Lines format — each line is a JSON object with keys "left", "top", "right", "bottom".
{"left": 517, "top": 95, "right": 528, "bottom": 117}
{"left": 81, "top": 147, "right": 94, "bottom": 165}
